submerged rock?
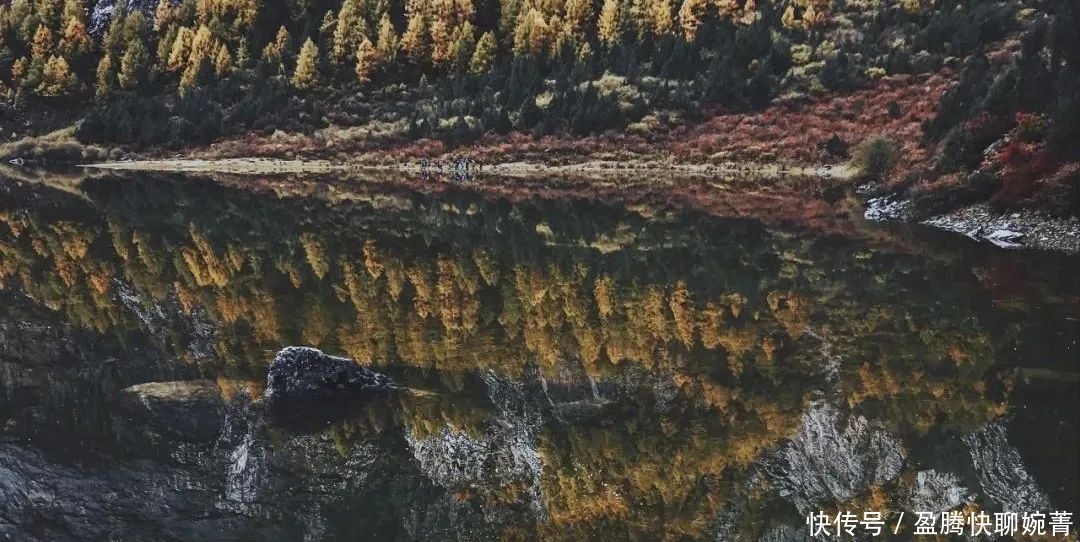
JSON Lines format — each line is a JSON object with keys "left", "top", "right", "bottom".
{"left": 264, "top": 346, "right": 396, "bottom": 400}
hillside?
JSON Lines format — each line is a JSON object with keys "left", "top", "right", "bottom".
{"left": 0, "top": 0, "right": 1078, "bottom": 239}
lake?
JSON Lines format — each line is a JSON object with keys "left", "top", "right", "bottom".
{"left": 1, "top": 171, "right": 1077, "bottom": 541}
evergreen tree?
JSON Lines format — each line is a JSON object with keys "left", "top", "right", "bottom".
{"left": 30, "top": 24, "right": 52, "bottom": 59}
{"left": 235, "top": 37, "right": 251, "bottom": 67}
{"left": 154, "top": 0, "right": 174, "bottom": 31}
{"left": 213, "top": 43, "right": 232, "bottom": 76}
{"left": 354, "top": 37, "right": 377, "bottom": 81}
{"left": 469, "top": 30, "right": 495, "bottom": 74}
{"left": 650, "top": 0, "right": 674, "bottom": 35}
{"left": 450, "top": 20, "right": 476, "bottom": 70}
{"left": 375, "top": 14, "right": 398, "bottom": 64}
{"left": 332, "top": 0, "right": 366, "bottom": 61}
{"left": 95, "top": 53, "right": 114, "bottom": 99}
{"left": 156, "top": 25, "right": 180, "bottom": 70}
{"left": 119, "top": 39, "right": 148, "bottom": 89}
{"left": 57, "top": 14, "right": 90, "bottom": 57}
{"left": 400, "top": 0, "right": 428, "bottom": 63}
{"left": 167, "top": 26, "right": 193, "bottom": 72}
{"left": 598, "top": 0, "right": 620, "bottom": 47}
{"left": 36, "top": 54, "right": 75, "bottom": 96}
{"left": 11, "top": 58, "right": 29, "bottom": 86}
{"left": 678, "top": 0, "right": 707, "bottom": 40}
{"left": 292, "top": 37, "right": 319, "bottom": 88}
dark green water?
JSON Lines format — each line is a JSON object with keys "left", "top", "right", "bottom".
{"left": 1, "top": 172, "right": 1077, "bottom": 541}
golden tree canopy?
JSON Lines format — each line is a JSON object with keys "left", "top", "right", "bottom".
{"left": 37, "top": 54, "right": 76, "bottom": 96}
{"left": 292, "top": 37, "right": 319, "bottom": 88}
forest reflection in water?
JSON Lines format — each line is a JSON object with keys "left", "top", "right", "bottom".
{"left": 0, "top": 171, "right": 1077, "bottom": 541}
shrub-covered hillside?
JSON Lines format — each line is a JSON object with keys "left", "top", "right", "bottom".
{"left": 0, "top": 0, "right": 1030, "bottom": 147}
{"left": 883, "top": 0, "right": 1080, "bottom": 218}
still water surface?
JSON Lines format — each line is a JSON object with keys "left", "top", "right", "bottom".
{"left": 0, "top": 172, "right": 1077, "bottom": 541}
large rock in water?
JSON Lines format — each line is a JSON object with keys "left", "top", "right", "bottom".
{"left": 264, "top": 346, "right": 396, "bottom": 400}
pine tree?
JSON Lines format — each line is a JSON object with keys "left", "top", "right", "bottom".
{"left": 36, "top": 54, "right": 75, "bottom": 96}
{"left": 188, "top": 24, "right": 215, "bottom": 64}
{"left": 156, "top": 25, "right": 179, "bottom": 70}
{"left": 178, "top": 61, "right": 200, "bottom": 94}
{"left": 576, "top": 40, "right": 593, "bottom": 62}
{"left": 628, "top": 0, "right": 650, "bottom": 37}
{"left": 102, "top": 5, "right": 126, "bottom": 53}
{"left": 400, "top": 0, "right": 428, "bottom": 63}
{"left": 650, "top": 0, "right": 674, "bottom": 35}
{"left": 262, "top": 25, "right": 291, "bottom": 64}
{"left": 780, "top": 4, "right": 795, "bottom": 28}
{"left": 167, "top": 26, "right": 192, "bottom": 72}
{"left": 213, "top": 43, "right": 232, "bottom": 76}
{"left": 564, "top": 0, "right": 592, "bottom": 39}
{"left": 469, "top": 30, "right": 494, "bottom": 74}
{"left": 319, "top": 10, "right": 336, "bottom": 44}
{"left": 30, "top": 24, "right": 52, "bottom": 59}
{"left": 118, "top": 39, "right": 147, "bottom": 89}
{"left": 121, "top": 10, "right": 147, "bottom": 44}
{"left": 61, "top": 0, "right": 83, "bottom": 23}
{"left": 58, "top": 15, "right": 91, "bottom": 56}
{"left": 292, "top": 37, "right": 319, "bottom": 88}
{"left": 235, "top": 37, "right": 250, "bottom": 67}
{"left": 11, "top": 58, "right": 29, "bottom": 84}
{"left": 154, "top": 0, "right": 174, "bottom": 31}
{"left": 449, "top": 20, "right": 475, "bottom": 70}
{"left": 597, "top": 0, "right": 621, "bottom": 47}
{"left": 332, "top": 0, "right": 366, "bottom": 61}
{"left": 375, "top": 14, "right": 398, "bottom": 64}
{"left": 677, "top": 0, "right": 707, "bottom": 40}
{"left": 354, "top": 37, "right": 377, "bottom": 82}
{"left": 34, "top": 0, "right": 61, "bottom": 30}
{"left": 512, "top": 7, "right": 549, "bottom": 56}
{"left": 95, "top": 53, "right": 114, "bottom": 99}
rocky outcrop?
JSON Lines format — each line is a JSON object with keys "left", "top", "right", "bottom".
{"left": 88, "top": 0, "right": 158, "bottom": 35}
{"left": 263, "top": 346, "right": 397, "bottom": 400}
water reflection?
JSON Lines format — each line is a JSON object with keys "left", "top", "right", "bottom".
{"left": 0, "top": 172, "right": 1077, "bottom": 540}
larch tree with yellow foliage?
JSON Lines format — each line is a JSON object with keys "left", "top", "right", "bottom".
{"left": 30, "top": 25, "right": 53, "bottom": 59}
{"left": 332, "top": 0, "right": 367, "bottom": 62}
{"left": 36, "top": 54, "right": 75, "bottom": 96}
{"left": 597, "top": 0, "right": 621, "bottom": 47}
{"left": 354, "top": 37, "right": 378, "bottom": 82}
{"left": 677, "top": 0, "right": 708, "bottom": 40}
{"left": 400, "top": 0, "right": 429, "bottom": 64}
{"left": 375, "top": 14, "right": 398, "bottom": 64}
{"left": 57, "top": 11, "right": 91, "bottom": 57}
{"left": 292, "top": 37, "right": 319, "bottom": 88}
{"left": 94, "top": 53, "right": 114, "bottom": 100}
{"left": 469, "top": 30, "right": 495, "bottom": 74}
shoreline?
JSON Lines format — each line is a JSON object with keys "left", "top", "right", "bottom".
{"left": 72, "top": 155, "right": 1080, "bottom": 256}
{"left": 79, "top": 156, "right": 856, "bottom": 182}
